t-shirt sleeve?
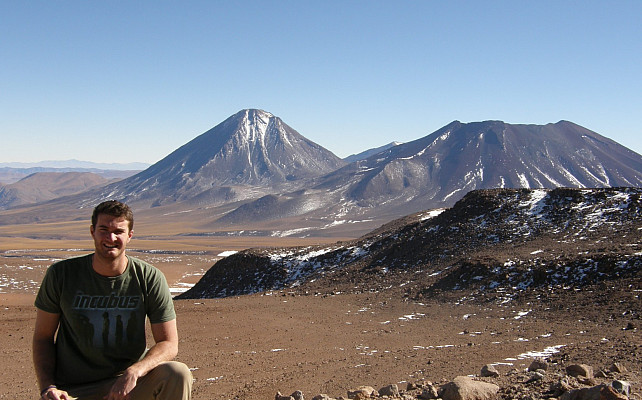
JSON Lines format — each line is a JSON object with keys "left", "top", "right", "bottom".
{"left": 145, "top": 267, "right": 176, "bottom": 324}
{"left": 34, "top": 263, "right": 62, "bottom": 314}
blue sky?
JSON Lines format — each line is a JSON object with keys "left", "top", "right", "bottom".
{"left": 1, "top": 1, "right": 640, "bottom": 164}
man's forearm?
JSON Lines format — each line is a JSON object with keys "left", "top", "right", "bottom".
{"left": 127, "top": 339, "right": 178, "bottom": 378}
{"left": 108, "top": 339, "right": 179, "bottom": 397}
{"left": 33, "top": 337, "right": 58, "bottom": 391}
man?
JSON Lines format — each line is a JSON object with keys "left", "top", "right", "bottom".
{"left": 33, "top": 200, "right": 192, "bottom": 400}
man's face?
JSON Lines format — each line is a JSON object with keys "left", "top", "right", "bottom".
{"left": 90, "top": 214, "right": 133, "bottom": 260}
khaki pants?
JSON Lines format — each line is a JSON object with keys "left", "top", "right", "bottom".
{"left": 61, "top": 361, "right": 192, "bottom": 400}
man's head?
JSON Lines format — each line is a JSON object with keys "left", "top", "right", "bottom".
{"left": 90, "top": 200, "right": 134, "bottom": 265}
{"left": 91, "top": 200, "right": 134, "bottom": 231}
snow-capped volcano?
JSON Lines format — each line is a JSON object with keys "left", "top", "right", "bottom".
{"left": 97, "top": 109, "right": 346, "bottom": 206}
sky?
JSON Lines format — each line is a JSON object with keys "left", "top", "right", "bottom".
{"left": 1, "top": 1, "right": 641, "bottom": 164}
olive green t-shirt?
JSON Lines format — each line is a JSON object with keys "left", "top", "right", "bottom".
{"left": 34, "top": 254, "right": 176, "bottom": 386}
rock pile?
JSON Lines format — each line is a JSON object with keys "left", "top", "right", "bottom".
{"left": 275, "top": 359, "right": 636, "bottom": 400}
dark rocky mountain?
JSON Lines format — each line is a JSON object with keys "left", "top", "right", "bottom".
{"left": 343, "top": 141, "right": 402, "bottom": 163}
{"left": 178, "top": 187, "right": 642, "bottom": 300}
{"left": 0, "top": 172, "right": 111, "bottom": 210}
{"left": 225, "top": 120, "right": 642, "bottom": 228}
{"left": 93, "top": 109, "right": 346, "bottom": 207}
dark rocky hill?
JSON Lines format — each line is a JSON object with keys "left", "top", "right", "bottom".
{"left": 178, "top": 187, "right": 642, "bottom": 302}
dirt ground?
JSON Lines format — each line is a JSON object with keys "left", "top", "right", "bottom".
{"left": 1, "top": 237, "right": 640, "bottom": 400}
{"left": 2, "top": 285, "right": 640, "bottom": 400}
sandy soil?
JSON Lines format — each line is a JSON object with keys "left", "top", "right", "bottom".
{"left": 2, "top": 285, "right": 640, "bottom": 400}
{"left": 1, "top": 237, "right": 639, "bottom": 400}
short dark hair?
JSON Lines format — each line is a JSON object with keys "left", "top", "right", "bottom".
{"left": 91, "top": 200, "right": 134, "bottom": 231}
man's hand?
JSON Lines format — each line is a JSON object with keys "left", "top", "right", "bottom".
{"left": 104, "top": 368, "right": 141, "bottom": 400}
{"left": 40, "top": 387, "right": 74, "bottom": 400}
{"left": 104, "top": 320, "right": 178, "bottom": 400}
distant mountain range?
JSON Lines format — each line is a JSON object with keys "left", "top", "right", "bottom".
{"left": 0, "top": 164, "right": 145, "bottom": 186}
{"left": 0, "top": 160, "right": 150, "bottom": 170}
{"left": 1, "top": 109, "right": 642, "bottom": 237}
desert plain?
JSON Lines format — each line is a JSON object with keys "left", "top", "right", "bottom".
{"left": 1, "top": 217, "right": 640, "bottom": 400}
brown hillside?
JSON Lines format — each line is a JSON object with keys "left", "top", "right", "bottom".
{"left": 0, "top": 172, "right": 111, "bottom": 209}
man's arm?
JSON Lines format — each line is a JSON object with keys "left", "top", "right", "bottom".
{"left": 107, "top": 319, "right": 179, "bottom": 400}
{"left": 33, "top": 309, "right": 72, "bottom": 399}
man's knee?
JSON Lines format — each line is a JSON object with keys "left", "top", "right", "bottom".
{"left": 136, "top": 361, "right": 192, "bottom": 399}
{"left": 153, "top": 361, "right": 192, "bottom": 382}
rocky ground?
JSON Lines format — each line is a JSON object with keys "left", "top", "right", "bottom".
{"left": 1, "top": 188, "right": 640, "bottom": 399}
{"left": 2, "top": 277, "right": 639, "bottom": 400}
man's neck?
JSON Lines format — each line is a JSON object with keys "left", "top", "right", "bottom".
{"left": 92, "top": 253, "right": 129, "bottom": 277}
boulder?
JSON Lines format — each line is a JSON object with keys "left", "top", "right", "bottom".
{"left": 560, "top": 384, "right": 628, "bottom": 400}
{"left": 378, "top": 384, "right": 400, "bottom": 397}
{"left": 347, "top": 386, "right": 377, "bottom": 399}
{"left": 311, "top": 395, "right": 334, "bottom": 400}
{"left": 610, "top": 363, "right": 627, "bottom": 374}
{"left": 567, "top": 364, "right": 594, "bottom": 379}
{"left": 275, "top": 392, "right": 295, "bottom": 400}
{"left": 480, "top": 364, "right": 500, "bottom": 378}
{"left": 528, "top": 358, "right": 548, "bottom": 372}
{"left": 418, "top": 383, "right": 439, "bottom": 399}
{"left": 611, "top": 380, "right": 630, "bottom": 396}
{"left": 440, "top": 376, "right": 499, "bottom": 400}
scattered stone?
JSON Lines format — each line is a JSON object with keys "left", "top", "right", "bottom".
{"left": 279, "top": 360, "right": 638, "bottom": 400}
{"left": 439, "top": 376, "right": 499, "bottom": 400}
{"left": 566, "top": 364, "right": 594, "bottom": 379}
{"left": 611, "top": 380, "right": 630, "bottom": 396}
{"left": 609, "top": 363, "right": 627, "bottom": 374}
{"left": 347, "top": 386, "right": 377, "bottom": 399}
{"left": 548, "top": 377, "right": 574, "bottom": 397}
{"left": 560, "top": 384, "right": 628, "bottom": 400}
{"left": 275, "top": 392, "right": 295, "bottom": 400}
{"left": 378, "top": 384, "right": 400, "bottom": 397}
{"left": 311, "top": 395, "right": 334, "bottom": 400}
{"left": 418, "top": 383, "right": 439, "bottom": 399}
{"left": 525, "top": 371, "right": 545, "bottom": 384}
{"left": 480, "top": 364, "right": 500, "bottom": 378}
{"left": 595, "top": 370, "right": 609, "bottom": 379}
{"left": 528, "top": 358, "right": 548, "bottom": 372}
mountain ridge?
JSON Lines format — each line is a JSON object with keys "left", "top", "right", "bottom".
{"left": 1, "top": 111, "right": 642, "bottom": 238}
{"left": 219, "top": 118, "right": 642, "bottom": 232}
